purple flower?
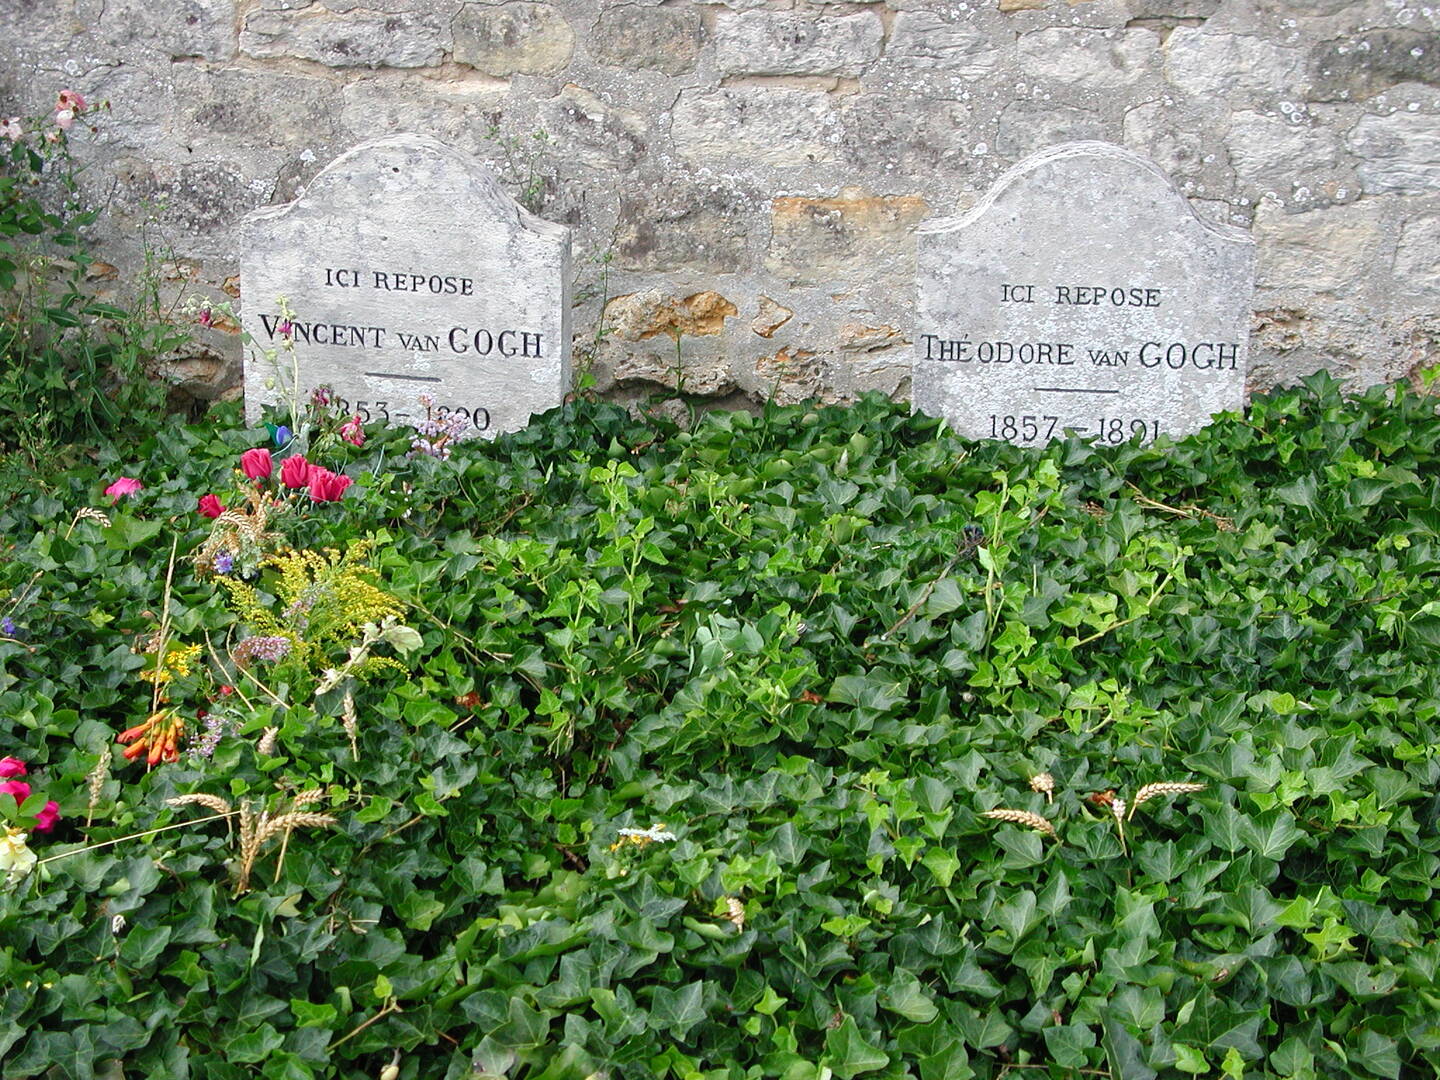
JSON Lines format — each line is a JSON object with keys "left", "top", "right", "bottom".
{"left": 274, "top": 425, "right": 291, "bottom": 448}
{"left": 0, "top": 617, "right": 15, "bottom": 637}
{"left": 189, "top": 710, "right": 236, "bottom": 761}
{"left": 214, "top": 552, "right": 234, "bottom": 575}
{"left": 232, "top": 635, "right": 292, "bottom": 665}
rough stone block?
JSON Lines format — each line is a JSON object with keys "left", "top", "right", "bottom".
{"left": 766, "top": 189, "right": 928, "bottom": 287}
{"left": 1226, "top": 110, "right": 1342, "bottom": 182}
{"left": 538, "top": 85, "right": 646, "bottom": 170}
{"left": 841, "top": 95, "right": 973, "bottom": 174}
{"left": 1125, "top": 0, "right": 1219, "bottom": 16}
{"left": 751, "top": 297, "right": 794, "bottom": 338}
{"left": 1017, "top": 28, "right": 1161, "bottom": 90}
{"left": 615, "top": 180, "right": 758, "bottom": 274}
{"left": 888, "top": 11, "right": 1002, "bottom": 78}
{"left": 175, "top": 68, "right": 344, "bottom": 147}
{"left": 589, "top": 6, "right": 703, "bottom": 75}
{"left": 1309, "top": 30, "right": 1440, "bottom": 102}
{"left": 997, "top": 100, "right": 1111, "bottom": 158}
{"left": 1165, "top": 29, "right": 1307, "bottom": 100}
{"left": 714, "top": 11, "right": 883, "bottom": 76}
{"left": 600, "top": 290, "right": 739, "bottom": 396}
{"left": 87, "top": 0, "right": 236, "bottom": 61}
{"left": 1395, "top": 215, "right": 1440, "bottom": 293}
{"left": 453, "top": 2, "right": 574, "bottom": 76}
{"left": 240, "top": 6, "right": 448, "bottom": 67}
{"left": 1122, "top": 100, "right": 1231, "bottom": 194}
{"left": 1348, "top": 111, "right": 1440, "bottom": 194}
{"left": 113, "top": 158, "right": 261, "bottom": 237}
{"left": 672, "top": 88, "right": 837, "bottom": 168}
{"left": 754, "top": 347, "right": 822, "bottom": 405}
{"left": 839, "top": 321, "right": 911, "bottom": 399}
{"left": 340, "top": 78, "right": 507, "bottom": 149}
{"left": 1253, "top": 199, "right": 1385, "bottom": 298}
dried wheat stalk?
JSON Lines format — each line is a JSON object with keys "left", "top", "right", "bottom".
{"left": 342, "top": 689, "right": 360, "bottom": 761}
{"left": 167, "top": 792, "right": 233, "bottom": 815}
{"left": 723, "top": 897, "right": 746, "bottom": 929}
{"left": 982, "top": 808, "right": 1058, "bottom": 838}
{"left": 1128, "top": 782, "right": 1206, "bottom": 820}
{"left": 72, "top": 507, "right": 111, "bottom": 530}
{"left": 85, "top": 750, "right": 112, "bottom": 827}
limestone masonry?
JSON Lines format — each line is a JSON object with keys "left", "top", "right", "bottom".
{"left": 3, "top": 0, "right": 1437, "bottom": 412}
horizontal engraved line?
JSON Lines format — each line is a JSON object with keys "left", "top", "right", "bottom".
{"left": 363, "top": 372, "right": 443, "bottom": 383}
{"left": 1032, "top": 387, "right": 1120, "bottom": 394}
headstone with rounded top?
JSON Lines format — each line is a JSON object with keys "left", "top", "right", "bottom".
{"left": 241, "top": 134, "right": 571, "bottom": 439}
{"left": 914, "top": 141, "right": 1254, "bottom": 446}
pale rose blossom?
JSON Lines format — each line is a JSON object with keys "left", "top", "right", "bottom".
{"left": 55, "top": 109, "right": 74, "bottom": 131}
{"left": 2, "top": 118, "right": 22, "bottom": 141}
{"left": 57, "top": 89, "right": 87, "bottom": 112}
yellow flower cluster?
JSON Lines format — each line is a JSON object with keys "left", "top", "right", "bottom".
{"left": 221, "top": 540, "right": 406, "bottom": 680}
{"left": 139, "top": 642, "right": 202, "bottom": 688}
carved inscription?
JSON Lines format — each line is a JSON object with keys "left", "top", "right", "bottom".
{"left": 242, "top": 134, "right": 571, "bottom": 438}
{"left": 913, "top": 142, "right": 1255, "bottom": 446}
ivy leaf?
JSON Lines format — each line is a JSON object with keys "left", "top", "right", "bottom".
{"left": 879, "top": 968, "right": 939, "bottom": 1023}
{"left": 824, "top": 1016, "right": 890, "bottom": 1079}
{"left": 1240, "top": 811, "right": 1304, "bottom": 861}
{"left": 1102, "top": 1016, "right": 1156, "bottom": 1080}
{"left": 649, "top": 981, "right": 706, "bottom": 1038}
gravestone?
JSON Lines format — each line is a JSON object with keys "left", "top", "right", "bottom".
{"left": 914, "top": 142, "right": 1254, "bottom": 446}
{"left": 241, "top": 134, "right": 571, "bottom": 437}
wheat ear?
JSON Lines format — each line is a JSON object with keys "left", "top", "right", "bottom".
{"left": 1128, "top": 782, "right": 1206, "bottom": 820}
{"left": 982, "top": 808, "right": 1058, "bottom": 838}
{"left": 85, "top": 750, "right": 112, "bottom": 827}
{"left": 255, "top": 812, "right": 336, "bottom": 846}
{"left": 167, "top": 793, "right": 233, "bottom": 815}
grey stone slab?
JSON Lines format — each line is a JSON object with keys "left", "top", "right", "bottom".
{"left": 242, "top": 134, "right": 571, "bottom": 438}
{"left": 914, "top": 142, "right": 1254, "bottom": 446}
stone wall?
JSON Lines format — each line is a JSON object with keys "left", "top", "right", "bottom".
{"left": 4, "top": 0, "right": 1438, "bottom": 409}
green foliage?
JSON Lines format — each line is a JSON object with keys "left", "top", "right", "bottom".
{"left": 0, "top": 98, "right": 175, "bottom": 457}
{"left": 3, "top": 375, "right": 1440, "bottom": 1079}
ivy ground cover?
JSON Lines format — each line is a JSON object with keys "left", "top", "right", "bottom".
{"left": 2, "top": 374, "right": 1439, "bottom": 1080}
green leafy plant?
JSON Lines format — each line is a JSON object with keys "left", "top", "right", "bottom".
{"left": 2, "top": 374, "right": 1440, "bottom": 1079}
{"left": 0, "top": 93, "right": 177, "bottom": 458}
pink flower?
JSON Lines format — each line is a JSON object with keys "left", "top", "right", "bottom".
{"left": 55, "top": 109, "right": 75, "bottom": 131}
{"left": 2, "top": 117, "right": 21, "bottom": 141}
{"left": 308, "top": 467, "right": 352, "bottom": 502}
{"left": 197, "top": 494, "right": 224, "bottom": 519}
{"left": 278, "top": 321, "right": 293, "bottom": 339}
{"left": 240, "top": 448, "right": 272, "bottom": 481}
{"left": 198, "top": 308, "right": 213, "bottom": 328}
{"left": 105, "top": 476, "right": 142, "bottom": 501}
{"left": 35, "top": 800, "right": 60, "bottom": 832}
{"left": 339, "top": 415, "right": 365, "bottom": 447}
{"left": 279, "top": 454, "right": 312, "bottom": 489}
{"left": 1, "top": 779, "right": 31, "bottom": 805}
{"left": 57, "top": 89, "right": 87, "bottom": 112}
{"left": 0, "top": 757, "right": 26, "bottom": 778}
